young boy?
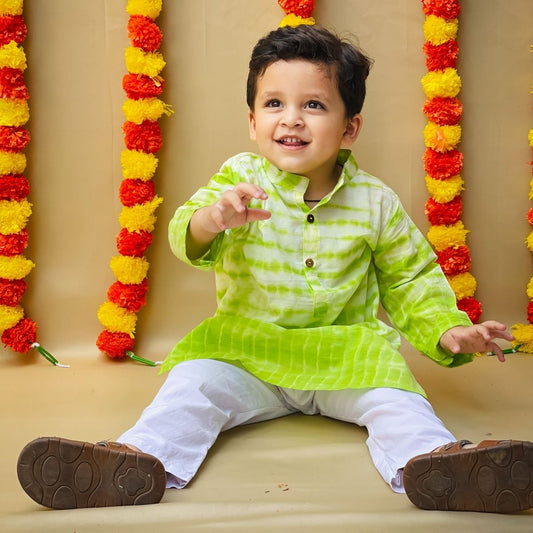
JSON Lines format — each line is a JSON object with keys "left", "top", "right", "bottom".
{"left": 17, "top": 25, "right": 533, "bottom": 513}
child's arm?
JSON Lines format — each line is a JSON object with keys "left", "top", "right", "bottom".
{"left": 186, "top": 183, "right": 271, "bottom": 260}
{"left": 439, "top": 321, "right": 514, "bottom": 363}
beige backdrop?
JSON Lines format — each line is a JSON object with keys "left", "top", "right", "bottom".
{"left": 1, "top": 0, "right": 532, "bottom": 363}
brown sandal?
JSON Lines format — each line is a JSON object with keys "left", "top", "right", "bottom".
{"left": 17, "top": 436, "right": 166, "bottom": 509}
{"left": 403, "top": 439, "right": 533, "bottom": 513}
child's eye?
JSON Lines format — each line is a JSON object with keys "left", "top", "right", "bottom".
{"left": 306, "top": 101, "right": 325, "bottom": 110}
{"left": 265, "top": 99, "right": 282, "bottom": 108}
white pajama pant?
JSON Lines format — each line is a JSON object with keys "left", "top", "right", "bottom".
{"left": 118, "top": 359, "right": 455, "bottom": 493}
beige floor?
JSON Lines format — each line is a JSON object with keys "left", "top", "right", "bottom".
{"left": 1, "top": 346, "right": 533, "bottom": 532}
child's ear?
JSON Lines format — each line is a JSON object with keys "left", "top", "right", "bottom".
{"left": 341, "top": 114, "right": 363, "bottom": 147}
{"left": 248, "top": 110, "right": 257, "bottom": 141}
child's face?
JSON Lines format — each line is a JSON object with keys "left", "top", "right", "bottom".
{"left": 248, "top": 59, "right": 362, "bottom": 183}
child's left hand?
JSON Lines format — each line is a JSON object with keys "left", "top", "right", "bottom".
{"left": 439, "top": 321, "right": 514, "bottom": 363}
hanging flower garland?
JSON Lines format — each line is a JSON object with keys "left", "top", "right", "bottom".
{"left": 96, "top": 0, "right": 171, "bottom": 361}
{"left": 511, "top": 45, "right": 533, "bottom": 352}
{"left": 421, "top": 0, "right": 482, "bottom": 323}
{"left": 278, "top": 0, "right": 315, "bottom": 27}
{"left": 0, "top": 0, "right": 64, "bottom": 365}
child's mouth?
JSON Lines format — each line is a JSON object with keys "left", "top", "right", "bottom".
{"left": 276, "top": 136, "right": 309, "bottom": 147}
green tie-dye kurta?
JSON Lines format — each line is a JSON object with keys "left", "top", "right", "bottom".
{"left": 162, "top": 150, "right": 473, "bottom": 396}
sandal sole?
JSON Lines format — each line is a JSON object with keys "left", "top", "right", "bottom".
{"left": 404, "top": 440, "right": 533, "bottom": 513}
{"left": 17, "top": 437, "right": 166, "bottom": 509}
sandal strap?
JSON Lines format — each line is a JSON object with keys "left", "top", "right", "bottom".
{"left": 434, "top": 439, "right": 473, "bottom": 453}
{"left": 95, "top": 440, "right": 131, "bottom": 452}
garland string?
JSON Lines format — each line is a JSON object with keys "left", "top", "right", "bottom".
{"left": 0, "top": 0, "right": 66, "bottom": 366}
{"left": 511, "top": 44, "right": 533, "bottom": 352}
{"left": 421, "top": 0, "right": 482, "bottom": 323}
{"left": 96, "top": 0, "right": 171, "bottom": 363}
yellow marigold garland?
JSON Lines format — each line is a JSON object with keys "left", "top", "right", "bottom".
{"left": 511, "top": 44, "right": 533, "bottom": 352}
{"left": 421, "top": 0, "right": 482, "bottom": 323}
{"left": 0, "top": 0, "right": 64, "bottom": 365}
{"left": 96, "top": 0, "right": 171, "bottom": 362}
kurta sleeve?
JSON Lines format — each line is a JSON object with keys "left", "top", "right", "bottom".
{"left": 372, "top": 191, "right": 474, "bottom": 367}
{"left": 168, "top": 158, "right": 243, "bottom": 271}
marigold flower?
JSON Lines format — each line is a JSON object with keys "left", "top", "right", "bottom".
{"left": 0, "top": 0, "right": 24, "bottom": 16}
{"left": 0, "top": 98, "right": 28, "bottom": 127}
{"left": 0, "top": 41, "right": 26, "bottom": 70}
{"left": 423, "top": 122, "right": 461, "bottom": 152}
{"left": 123, "top": 120, "right": 162, "bottom": 153}
{"left": 0, "top": 254, "right": 34, "bottom": 280}
{"left": 116, "top": 228, "right": 153, "bottom": 257}
{"left": 526, "top": 230, "right": 533, "bottom": 252}
{"left": 422, "top": 96, "right": 462, "bottom": 125}
{"left": 96, "top": 330, "right": 135, "bottom": 359}
{"left": 0, "top": 197, "right": 31, "bottom": 233}
{"left": 423, "top": 40, "right": 459, "bottom": 71}
{"left": 527, "top": 207, "right": 533, "bottom": 226}
{"left": 0, "top": 174, "right": 29, "bottom": 200}
{"left": 119, "top": 178, "right": 155, "bottom": 206}
{"left": 427, "top": 220, "right": 468, "bottom": 251}
{"left": 423, "top": 15, "right": 458, "bottom": 46}
{"left": 122, "top": 73, "right": 164, "bottom": 100}
{"left": 511, "top": 323, "right": 533, "bottom": 352}
{"left": 1, "top": 316, "right": 36, "bottom": 352}
{"left": 0, "top": 14, "right": 26, "bottom": 46}
{"left": 125, "top": 46, "right": 165, "bottom": 78}
{"left": 0, "top": 124, "right": 29, "bottom": 151}
{"left": 456, "top": 296, "right": 482, "bottom": 323}
{"left": 110, "top": 255, "right": 149, "bottom": 285}
{"left": 126, "top": 0, "right": 162, "bottom": 20}
{"left": 0, "top": 66, "right": 27, "bottom": 99}
{"left": 425, "top": 174, "right": 464, "bottom": 203}
{"left": 425, "top": 196, "right": 462, "bottom": 225}
{"left": 436, "top": 245, "right": 470, "bottom": 275}
{"left": 279, "top": 14, "right": 315, "bottom": 27}
{"left": 97, "top": 301, "right": 137, "bottom": 335}
{"left": 527, "top": 277, "right": 533, "bottom": 300}
{"left": 527, "top": 301, "right": 533, "bottom": 325}
{"left": 423, "top": 148, "right": 463, "bottom": 179}
{"left": 122, "top": 97, "right": 172, "bottom": 124}
{"left": 421, "top": 68, "right": 461, "bottom": 99}
{"left": 119, "top": 195, "right": 163, "bottom": 233}
{"left": 422, "top": 0, "right": 460, "bottom": 19}
{"left": 446, "top": 272, "right": 476, "bottom": 300}
{"left": 0, "top": 303, "right": 23, "bottom": 333}
{"left": 0, "top": 276, "right": 25, "bottom": 305}
{"left": 121, "top": 149, "right": 158, "bottom": 180}
{"left": 127, "top": 15, "right": 162, "bottom": 52}
{"left": 278, "top": 0, "right": 315, "bottom": 18}
{"left": 0, "top": 229, "right": 27, "bottom": 256}
{"left": 107, "top": 278, "right": 148, "bottom": 312}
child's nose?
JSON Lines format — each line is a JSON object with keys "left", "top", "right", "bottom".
{"left": 280, "top": 107, "right": 303, "bottom": 128}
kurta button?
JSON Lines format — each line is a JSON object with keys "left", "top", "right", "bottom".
{"left": 307, "top": 214, "right": 315, "bottom": 223}
{"left": 305, "top": 258, "right": 314, "bottom": 268}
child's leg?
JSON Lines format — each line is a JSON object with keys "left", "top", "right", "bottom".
{"left": 312, "top": 387, "right": 454, "bottom": 492}
{"left": 118, "top": 359, "right": 296, "bottom": 488}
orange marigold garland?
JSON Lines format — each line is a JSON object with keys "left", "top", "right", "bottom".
{"left": 0, "top": 0, "right": 65, "bottom": 366}
{"left": 421, "top": 0, "right": 482, "bottom": 323}
{"left": 96, "top": 0, "right": 171, "bottom": 362}
{"left": 278, "top": 0, "right": 315, "bottom": 27}
{"left": 511, "top": 45, "right": 533, "bottom": 352}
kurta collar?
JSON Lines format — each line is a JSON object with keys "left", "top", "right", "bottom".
{"left": 262, "top": 149, "right": 357, "bottom": 202}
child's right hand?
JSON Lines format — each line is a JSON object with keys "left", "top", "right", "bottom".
{"left": 203, "top": 183, "right": 271, "bottom": 233}
{"left": 186, "top": 183, "right": 271, "bottom": 260}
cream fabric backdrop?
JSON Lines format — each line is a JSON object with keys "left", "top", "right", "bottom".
{"left": 2, "top": 0, "right": 532, "bottom": 363}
